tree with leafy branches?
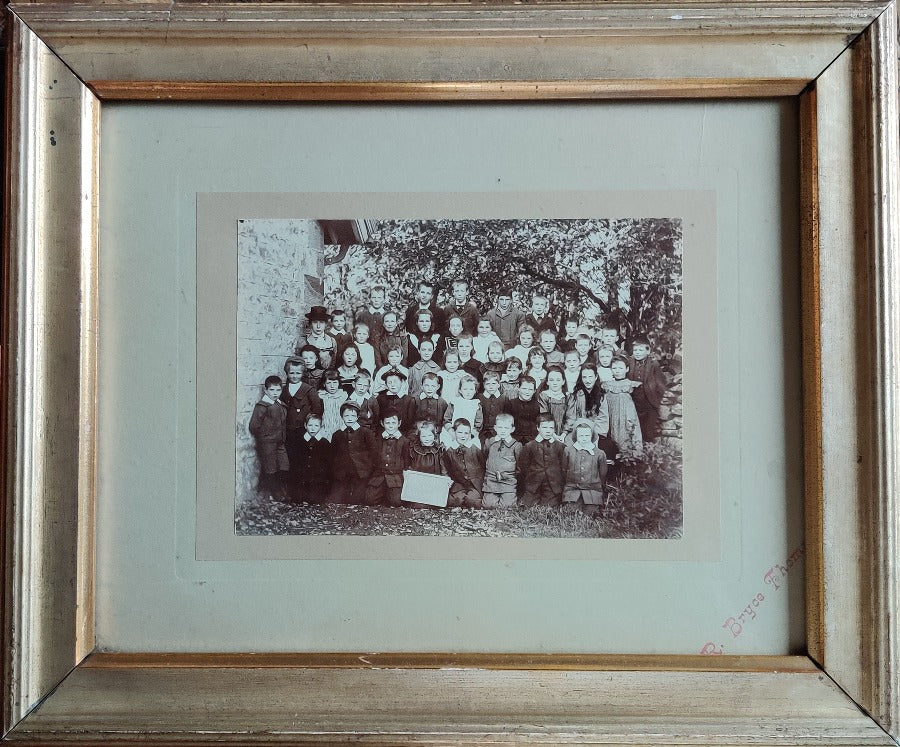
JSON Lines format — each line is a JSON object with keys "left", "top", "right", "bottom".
{"left": 324, "top": 218, "right": 682, "bottom": 361}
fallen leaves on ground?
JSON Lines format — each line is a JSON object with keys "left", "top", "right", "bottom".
{"left": 234, "top": 495, "right": 678, "bottom": 539}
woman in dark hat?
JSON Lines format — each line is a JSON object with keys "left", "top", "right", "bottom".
{"left": 305, "top": 306, "right": 336, "bottom": 369}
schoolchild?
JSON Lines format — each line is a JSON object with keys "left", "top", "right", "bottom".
{"left": 404, "top": 281, "right": 446, "bottom": 337}
{"left": 517, "top": 413, "right": 566, "bottom": 508}
{"left": 279, "top": 357, "right": 323, "bottom": 478}
{"left": 438, "top": 350, "right": 465, "bottom": 401}
{"left": 602, "top": 356, "right": 643, "bottom": 456}
{"left": 483, "top": 341, "right": 508, "bottom": 378}
{"left": 298, "top": 345, "right": 324, "bottom": 391}
{"left": 354, "top": 285, "right": 388, "bottom": 347}
{"left": 502, "top": 376, "right": 540, "bottom": 443}
{"left": 524, "top": 295, "right": 557, "bottom": 335}
{"left": 443, "top": 315, "right": 464, "bottom": 357}
{"left": 407, "top": 309, "right": 444, "bottom": 367}
{"left": 442, "top": 419, "right": 485, "bottom": 508}
{"left": 293, "top": 413, "right": 331, "bottom": 503}
{"left": 328, "top": 402, "right": 377, "bottom": 505}
{"left": 595, "top": 345, "right": 615, "bottom": 383}
{"left": 456, "top": 334, "right": 485, "bottom": 385}
{"left": 367, "top": 409, "right": 410, "bottom": 507}
{"left": 575, "top": 333, "right": 596, "bottom": 366}
{"left": 304, "top": 306, "right": 337, "bottom": 370}
{"left": 482, "top": 413, "right": 522, "bottom": 509}
{"left": 561, "top": 349, "right": 583, "bottom": 394}
{"left": 562, "top": 420, "right": 610, "bottom": 517}
{"left": 478, "top": 370, "right": 506, "bottom": 441}
{"left": 500, "top": 357, "right": 523, "bottom": 400}
{"left": 598, "top": 324, "right": 622, "bottom": 353}
{"left": 406, "top": 338, "right": 442, "bottom": 398}
{"left": 628, "top": 335, "right": 667, "bottom": 442}
{"left": 442, "top": 374, "right": 484, "bottom": 447}
{"left": 505, "top": 324, "right": 537, "bottom": 368}
{"left": 319, "top": 369, "right": 349, "bottom": 440}
{"left": 372, "top": 369, "right": 413, "bottom": 432}
{"left": 336, "top": 343, "right": 364, "bottom": 395}
{"left": 524, "top": 346, "right": 548, "bottom": 391}
{"left": 372, "top": 346, "right": 410, "bottom": 396}
{"left": 563, "top": 362, "right": 610, "bottom": 438}
{"left": 538, "top": 366, "right": 573, "bottom": 438}
{"left": 248, "top": 375, "right": 290, "bottom": 499}
{"left": 408, "top": 372, "right": 448, "bottom": 436}
{"left": 473, "top": 318, "right": 503, "bottom": 363}
{"left": 539, "top": 329, "right": 565, "bottom": 367}
{"left": 346, "top": 372, "right": 377, "bottom": 430}
{"left": 442, "top": 279, "right": 480, "bottom": 335}
{"left": 486, "top": 288, "right": 526, "bottom": 349}
{"left": 408, "top": 421, "right": 444, "bottom": 475}
{"left": 376, "top": 311, "right": 409, "bottom": 367}
{"left": 561, "top": 316, "right": 580, "bottom": 347}
{"left": 328, "top": 309, "right": 353, "bottom": 357}
{"left": 352, "top": 322, "right": 377, "bottom": 375}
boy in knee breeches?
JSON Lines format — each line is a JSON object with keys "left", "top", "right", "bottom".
{"left": 482, "top": 413, "right": 521, "bottom": 508}
{"left": 328, "top": 402, "right": 377, "bottom": 505}
{"left": 248, "top": 375, "right": 290, "bottom": 499}
{"left": 517, "top": 413, "right": 565, "bottom": 507}
{"left": 367, "top": 409, "right": 410, "bottom": 507}
{"left": 442, "top": 419, "right": 485, "bottom": 508}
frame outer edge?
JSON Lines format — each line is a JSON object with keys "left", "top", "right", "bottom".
{"left": 861, "top": 1, "right": 900, "bottom": 736}
{"left": 3, "top": 14, "right": 41, "bottom": 734}
{"left": 2, "top": 10, "right": 97, "bottom": 735}
{"left": 6, "top": 1, "right": 894, "bottom": 36}
{"left": 1, "top": 2, "right": 895, "bottom": 744}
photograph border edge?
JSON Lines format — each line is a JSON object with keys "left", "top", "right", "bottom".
{"left": 2, "top": 1, "right": 898, "bottom": 743}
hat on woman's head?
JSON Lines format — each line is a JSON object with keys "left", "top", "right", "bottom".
{"left": 305, "top": 306, "right": 331, "bottom": 322}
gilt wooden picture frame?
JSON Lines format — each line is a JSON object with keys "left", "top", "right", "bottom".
{"left": 2, "top": 1, "right": 899, "bottom": 743}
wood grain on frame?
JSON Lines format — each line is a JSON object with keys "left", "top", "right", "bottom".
{"left": 799, "top": 87, "right": 825, "bottom": 668}
{"left": 81, "top": 651, "right": 819, "bottom": 672}
{"left": 14, "top": 665, "right": 894, "bottom": 745}
{"left": 88, "top": 79, "right": 812, "bottom": 101}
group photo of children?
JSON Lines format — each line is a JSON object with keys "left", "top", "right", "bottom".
{"left": 236, "top": 218, "right": 683, "bottom": 539}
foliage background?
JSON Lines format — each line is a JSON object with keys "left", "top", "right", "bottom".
{"left": 324, "top": 218, "right": 682, "bottom": 362}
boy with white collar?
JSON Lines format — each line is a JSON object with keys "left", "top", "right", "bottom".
{"left": 367, "top": 410, "right": 410, "bottom": 507}
{"left": 517, "top": 413, "right": 565, "bottom": 507}
{"left": 562, "top": 419, "right": 611, "bottom": 517}
{"left": 481, "top": 413, "right": 522, "bottom": 508}
{"left": 293, "top": 414, "right": 331, "bottom": 503}
{"left": 248, "top": 375, "right": 290, "bottom": 500}
{"left": 327, "top": 402, "right": 376, "bottom": 505}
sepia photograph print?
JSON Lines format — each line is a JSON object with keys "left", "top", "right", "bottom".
{"left": 235, "top": 218, "right": 683, "bottom": 539}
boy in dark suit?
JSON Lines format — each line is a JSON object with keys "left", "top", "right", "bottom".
{"left": 517, "top": 413, "right": 566, "bottom": 508}
{"left": 279, "top": 357, "right": 323, "bottom": 484}
{"left": 408, "top": 372, "right": 448, "bottom": 437}
{"left": 367, "top": 409, "right": 410, "bottom": 507}
{"left": 372, "top": 369, "right": 413, "bottom": 433}
{"left": 328, "top": 402, "right": 377, "bottom": 505}
{"left": 248, "top": 375, "right": 290, "bottom": 499}
{"left": 628, "top": 335, "right": 667, "bottom": 442}
{"left": 293, "top": 413, "right": 331, "bottom": 503}
{"left": 442, "top": 419, "right": 485, "bottom": 508}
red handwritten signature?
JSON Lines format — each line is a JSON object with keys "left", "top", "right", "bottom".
{"left": 699, "top": 544, "right": 804, "bottom": 655}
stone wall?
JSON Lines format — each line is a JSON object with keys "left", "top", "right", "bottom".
{"left": 658, "top": 372, "right": 683, "bottom": 448}
{"left": 236, "top": 219, "right": 324, "bottom": 505}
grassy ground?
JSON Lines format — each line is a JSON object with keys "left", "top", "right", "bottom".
{"left": 236, "top": 443, "right": 683, "bottom": 539}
